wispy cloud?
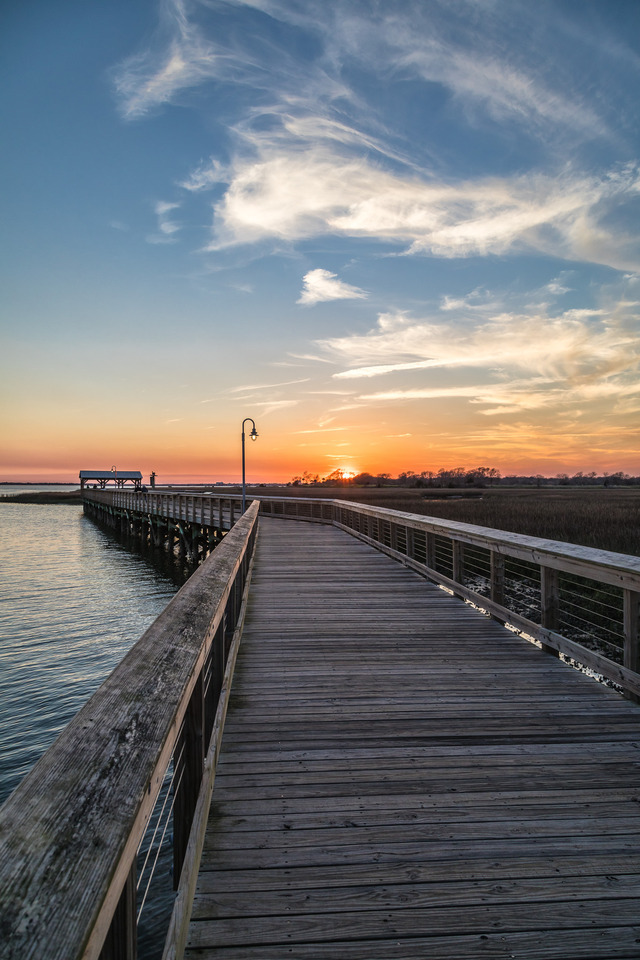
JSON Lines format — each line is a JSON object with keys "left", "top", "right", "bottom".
{"left": 287, "top": 353, "right": 334, "bottom": 364}
{"left": 253, "top": 399, "right": 298, "bottom": 415}
{"left": 113, "top": 0, "right": 226, "bottom": 119}
{"left": 229, "top": 377, "right": 310, "bottom": 392}
{"left": 317, "top": 292, "right": 640, "bottom": 419}
{"left": 204, "top": 147, "right": 640, "bottom": 270}
{"left": 147, "top": 200, "right": 181, "bottom": 244}
{"left": 322, "top": 304, "right": 640, "bottom": 385}
{"left": 294, "top": 425, "right": 350, "bottom": 434}
{"left": 113, "top": 1, "right": 640, "bottom": 272}
{"left": 377, "top": 12, "right": 605, "bottom": 137}
{"left": 297, "top": 268, "right": 368, "bottom": 305}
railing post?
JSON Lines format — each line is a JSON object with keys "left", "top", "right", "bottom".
{"left": 541, "top": 565, "right": 560, "bottom": 657}
{"left": 406, "top": 527, "right": 415, "bottom": 561}
{"left": 173, "top": 674, "right": 205, "bottom": 888}
{"left": 452, "top": 541, "right": 464, "bottom": 585}
{"left": 425, "top": 532, "right": 435, "bottom": 570}
{"left": 390, "top": 520, "right": 398, "bottom": 552}
{"left": 490, "top": 551, "right": 505, "bottom": 606}
{"left": 624, "top": 589, "right": 640, "bottom": 703}
{"left": 490, "top": 551, "right": 506, "bottom": 623}
{"left": 99, "top": 861, "right": 137, "bottom": 960}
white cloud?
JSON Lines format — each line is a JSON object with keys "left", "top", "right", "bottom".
{"left": 297, "top": 268, "right": 368, "bottom": 305}
{"left": 316, "top": 296, "right": 640, "bottom": 419}
{"left": 205, "top": 149, "right": 640, "bottom": 271}
{"left": 357, "top": 378, "right": 640, "bottom": 417}
{"left": 113, "top": 1, "right": 640, "bottom": 273}
{"left": 323, "top": 307, "right": 639, "bottom": 384}
{"left": 180, "top": 158, "right": 229, "bottom": 192}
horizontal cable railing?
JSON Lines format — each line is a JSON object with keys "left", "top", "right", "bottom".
{"left": 0, "top": 501, "right": 259, "bottom": 960}
{"left": 258, "top": 496, "right": 640, "bottom": 698}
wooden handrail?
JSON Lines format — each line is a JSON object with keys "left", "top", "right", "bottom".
{"left": 0, "top": 501, "right": 259, "bottom": 960}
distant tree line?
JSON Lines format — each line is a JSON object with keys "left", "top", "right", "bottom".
{"left": 288, "top": 467, "right": 640, "bottom": 488}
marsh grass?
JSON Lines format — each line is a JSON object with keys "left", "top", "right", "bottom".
{"left": 251, "top": 485, "right": 640, "bottom": 556}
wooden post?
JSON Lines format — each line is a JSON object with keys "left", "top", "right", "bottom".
{"left": 390, "top": 521, "right": 398, "bottom": 553}
{"left": 99, "top": 861, "right": 137, "bottom": 960}
{"left": 490, "top": 551, "right": 506, "bottom": 624}
{"left": 623, "top": 589, "right": 640, "bottom": 703}
{"left": 490, "top": 551, "right": 505, "bottom": 606}
{"left": 541, "top": 565, "right": 560, "bottom": 657}
{"left": 452, "top": 541, "right": 464, "bottom": 585}
{"left": 426, "top": 532, "right": 435, "bottom": 571}
{"left": 173, "top": 675, "right": 205, "bottom": 888}
{"left": 406, "top": 527, "right": 415, "bottom": 562}
{"left": 209, "top": 621, "right": 225, "bottom": 730}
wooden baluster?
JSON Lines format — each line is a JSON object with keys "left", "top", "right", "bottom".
{"left": 623, "top": 588, "right": 639, "bottom": 703}
{"left": 490, "top": 551, "right": 506, "bottom": 623}
{"left": 406, "top": 527, "right": 415, "bottom": 561}
{"left": 99, "top": 861, "right": 137, "bottom": 960}
{"left": 540, "top": 565, "right": 560, "bottom": 656}
{"left": 173, "top": 675, "right": 205, "bottom": 887}
{"left": 452, "top": 541, "right": 464, "bottom": 584}
{"left": 425, "top": 532, "right": 435, "bottom": 571}
{"left": 490, "top": 551, "right": 505, "bottom": 606}
{"left": 390, "top": 521, "right": 398, "bottom": 552}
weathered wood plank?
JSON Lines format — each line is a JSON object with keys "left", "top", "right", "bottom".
{"left": 187, "top": 899, "right": 640, "bottom": 948}
{"left": 185, "top": 925, "right": 640, "bottom": 960}
{"left": 194, "top": 853, "right": 640, "bottom": 893}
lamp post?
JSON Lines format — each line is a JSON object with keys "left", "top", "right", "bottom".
{"left": 241, "top": 418, "right": 258, "bottom": 513}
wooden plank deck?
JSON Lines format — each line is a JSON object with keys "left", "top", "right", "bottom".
{"left": 186, "top": 518, "right": 640, "bottom": 959}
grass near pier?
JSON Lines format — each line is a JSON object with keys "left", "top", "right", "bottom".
{"left": 0, "top": 490, "right": 83, "bottom": 504}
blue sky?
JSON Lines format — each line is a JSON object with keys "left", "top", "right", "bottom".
{"left": 2, "top": 0, "right": 639, "bottom": 481}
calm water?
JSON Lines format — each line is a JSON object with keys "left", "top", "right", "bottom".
{"left": 0, "top": 496, "right": 185, "bottom": 955}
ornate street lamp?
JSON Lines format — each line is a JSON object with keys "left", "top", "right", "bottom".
{"left": 241, "top": 418, "right": 258, "bottom": 512}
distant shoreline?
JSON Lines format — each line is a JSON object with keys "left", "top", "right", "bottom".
{"left": 0, "top": 491, "right": 83, "bottom": 504}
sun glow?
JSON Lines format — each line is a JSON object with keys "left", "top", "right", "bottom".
{"left": 338, "top": 467, "right": 357, "bottom": 480}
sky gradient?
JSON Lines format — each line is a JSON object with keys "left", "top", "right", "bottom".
{"left": 2, "top": 0, "right": 639, "bottom": 482}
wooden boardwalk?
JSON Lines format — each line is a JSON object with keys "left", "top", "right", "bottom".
{"left": 186, "top": 518, "right": 640, "bottom": 959}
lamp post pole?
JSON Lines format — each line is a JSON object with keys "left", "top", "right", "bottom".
{"left": 241, "top": 418, "right": 258, "bottom": 513}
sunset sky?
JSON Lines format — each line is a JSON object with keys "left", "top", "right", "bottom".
{"left": 2, "top": 0, "right": 639, "bottom": 483}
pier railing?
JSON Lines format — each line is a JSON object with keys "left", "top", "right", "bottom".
{"left": 83, "top": 488, "right": 245, "bottom": 531}
{"left": 258, "top": 496, "right": 640, "bottom": 698}
{"left": 0, "top": 501, "right": 259, "bottom": 960}
{"left": 81, "top": 489, "right": 640, "bottom": 697}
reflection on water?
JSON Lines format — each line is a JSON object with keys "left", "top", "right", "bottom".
{"left": 0, "top": 502, "right": 193, "bottom": 957}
